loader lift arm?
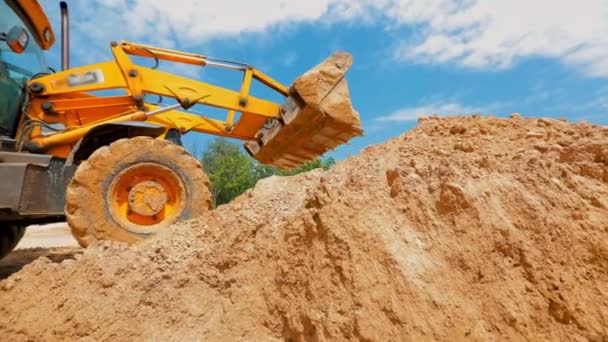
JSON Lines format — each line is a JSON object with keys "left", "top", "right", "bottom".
{"left": 23, "top": 41, "right": 284, "bottom": 146}
{"left": 22, "top": 40, "right": 361, "bottom": 169}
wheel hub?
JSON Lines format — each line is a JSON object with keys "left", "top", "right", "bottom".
{"left": 106, "top": 162, "right": 186, "bottom": 234}
{"left": 127, "top": 180, "right": 168, "bottom": 216}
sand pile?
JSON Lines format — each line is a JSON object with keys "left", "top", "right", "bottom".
{"left": 1, "top": 115, "right": 607, "bottom": 341}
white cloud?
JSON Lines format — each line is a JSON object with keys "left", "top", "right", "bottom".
{"left": 40, "top": 0, "right": 608, "bottom": 77}
{"left": 376, "top": 102, "right": 483, "bottom": 122}
{"left": 45, "top": 0, "right": 335, "bottom": 46}
{"left": 39, "top": 0, "right": 346, "bottom": 69}
{"left": 158, "top": 62, "right": 203, "bottom": 79}
{"left": 281, "top": 51, "right": 298, "bottom": 67}
{"left": 389, "top": 0, "right": 608, "bottom": 77}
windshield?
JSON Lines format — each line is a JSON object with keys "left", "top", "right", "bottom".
{"left": 0, "top": 0, "right": 49, "bottom": 137}
{"left": 1, "top": 1, "right": 48, "bottom": 79}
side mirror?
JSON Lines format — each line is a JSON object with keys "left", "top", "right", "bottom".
{"left": 3, "top": 26, "right": 30, "bottom": 54}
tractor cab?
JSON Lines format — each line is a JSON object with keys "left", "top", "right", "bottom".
{"left": 0, "top": 0, "right": 54, "bottom": 140}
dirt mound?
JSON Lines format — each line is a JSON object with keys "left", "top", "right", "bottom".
{"left": 1, "top": 115, "right": 607, "bottom": 341}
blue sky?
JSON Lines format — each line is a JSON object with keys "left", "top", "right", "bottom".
{"left": 39, "top": 0, "right": 608, "bottom": 160}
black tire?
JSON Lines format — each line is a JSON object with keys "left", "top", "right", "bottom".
{"left": 66, "top": 136, "right": 212, "bottom": 247}
{"left": 0, "top": 224, "right": 26, "bottom": 260}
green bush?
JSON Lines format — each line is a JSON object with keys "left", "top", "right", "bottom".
{"left": 196, "top": 137, "right": 335, "bottom": 206}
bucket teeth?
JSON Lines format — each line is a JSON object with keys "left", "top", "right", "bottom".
{"left": 244, "top": 52, "right": 363, "bottom": 170}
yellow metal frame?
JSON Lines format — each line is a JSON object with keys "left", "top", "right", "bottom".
{"left": 14, "top": 0, "right": 55, "bottom": 50}
{"left": 22, "top": 41, "right": 292, "bottom": 158}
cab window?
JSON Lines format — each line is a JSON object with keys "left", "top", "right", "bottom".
{"left": 0, "top": 0, "right": 49, "bottom": 137}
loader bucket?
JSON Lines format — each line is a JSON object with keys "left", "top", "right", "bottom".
{"left": 244, "top": 52, "right": 363, "bottom": 170}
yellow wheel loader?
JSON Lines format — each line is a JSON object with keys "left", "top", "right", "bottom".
{"left": 0, "top": 0, "right": 362, "bottom": 258}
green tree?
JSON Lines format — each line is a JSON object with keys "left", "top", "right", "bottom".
{"left": 200, "top": 138, "right": 256, "bottom": 206}
{"left": 276, "top": 157, "right": 336, "bottom": 176}
{"left": 197, "top": 137, "right": 337, "bottom": 206}
{"left": 252, "top": 162, "right": 276, "bottom": 180}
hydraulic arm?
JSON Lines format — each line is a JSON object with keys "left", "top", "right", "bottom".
{"left": 21, "top": 41, "right": 362, "bottom": 169}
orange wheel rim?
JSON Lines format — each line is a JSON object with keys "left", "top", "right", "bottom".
{"left": 107, "top": 163, "right": 186, "bottom": 235}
